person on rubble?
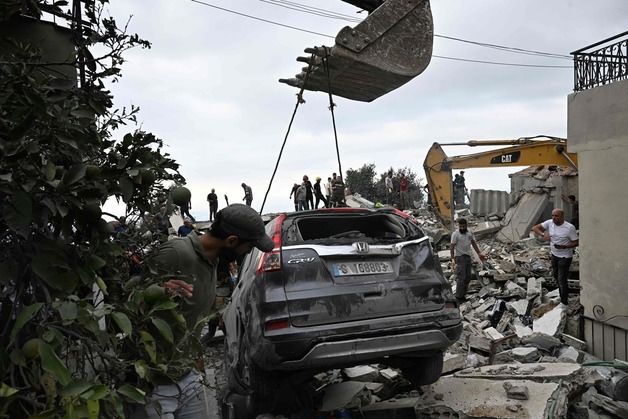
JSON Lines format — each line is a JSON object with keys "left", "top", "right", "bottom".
{"left": 331, "top": 172, "right": 346, "bottom": 207}
{"left": 451, "top": 218, "right": 487, "bottom": 303}
{"left": 177, "top": 218, "right": 196, "bottom": 237}
{"left": 289, "top": 182, "right": 299, "bottom": 211}
{"left": 313, "top": 176, "right": 328, "bottom": 208}
{"left": 302, "top": 175, "right": 315, "bottom": 210}
{"left": 385, "top": 170, "right": 394, "bottom": 205}
{"left": 241, "top": 182, "right": 253, "bottom": 207}
{"left": 325, "top": 177, "right": 333, "bottom": 206}
{"left": 532, "top": 209, "right": 579, "bottom": 306}
{"left": 399, "top": 173, "right": 410, "bottom": 210}
{"left": 207, "top": 188, "right": 218, "bottom": 222}
{"left": 296, "top": 182, "right": 308, "bottom": 211}
{"left": 139, "top": 204, "right": 273, "bottom": 418}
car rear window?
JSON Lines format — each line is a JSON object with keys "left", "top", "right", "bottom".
{"left": 283, "top": 213, "right": 423, "bottom": 245}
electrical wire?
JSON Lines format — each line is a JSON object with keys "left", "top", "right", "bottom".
{"left": 256, "top": 0, "right": 571, "bottom": 60}
{"left": 190, "top": 0, "right": 572, "bottom": 68}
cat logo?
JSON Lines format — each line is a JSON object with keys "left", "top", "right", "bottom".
{"left": 501, "top": 154, "right": 513, "bottom": 163}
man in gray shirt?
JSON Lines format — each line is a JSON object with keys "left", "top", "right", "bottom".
{"left": 450, "top": 218, "right": 486, "bottom": 302}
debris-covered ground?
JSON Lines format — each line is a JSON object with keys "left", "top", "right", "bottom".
{"left": 205, "top": 207, "right": 628, "bottom": 419}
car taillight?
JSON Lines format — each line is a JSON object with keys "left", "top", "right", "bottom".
{"left": 265, "top": 319, "right": 290, "bottom": 332}
{"left": 256, "top": 214, "right": 286, "bottom": 274}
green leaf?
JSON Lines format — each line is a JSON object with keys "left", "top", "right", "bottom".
{"left": 3, "top": 190, "right": 32, "bottom": 237}
{"left": 9, "top": 302, "right": 43, "bottom": 345}
{"left": 87, "top": 255, "right": 106, "bottom": 270}
{"left": 40, "top": 342, "right": 71, "bottom": 386}
{"left": 62, "top": 164, "right": 86, "bottom": 185}
{"left": 117, "top": 384, "right": 145, "bottom": 404}
{"left": 151, "top": 318, "right": 174, "bottom": 344}
{"left": 95, "top": 276, "right": 108, "bottom": 296}
{"left": 87, "top": 399, "right": 100, "bottom": 419}
{"left": 80, "top": 384, "right": 109, "bottom": 400}
{"left": 60, "top": 380, "right": 92, "bottom": 397}
{"left": 133, "top": 360, "right": 149, "bottom": 380}
{"left": 0, "top": 382, "right": 18, "bottom": 397}
{"left": 119, "top": 176, "right": 134, "bottom": 201}
{"left": 58, "top": 301, "right": 78, "bottom": 322}
{"left": 111, "top": 312, "right": 132, "bottom": 337}
{"left": 151, "top": 300, "right": 178, "bottom": 311}
{"left": 139, "top": 331, "right": 156, "bottom": 363}
{"left": 45, "top": 161, "right": 56, "bottom": 181}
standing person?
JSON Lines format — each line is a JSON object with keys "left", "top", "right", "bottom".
{"left": 207, "top": 188, "right": 218, "bottom": 222}
{"left": 313, "top": 177, "right": 328, "bottom": 209}
{"left": 452, "top": 174, "right": 462, "bottom": 208}
{"left": 385, "top": 171, "right": 394, "bottom": 205}
{"left": 399, "top": 174, "right": 409, "bottom": 210}
{"left": 241, "top": 182, "right": 253, "bottom": 207}
{"left": 177, "top": 218, "right": 195, "bottom": 237}
{"left": 179, "top": 195, "right": 195, "bottom": 222}
{"left": 289, "top": 183, "right": 299, "bottom": 211}
{"left": 303, "top": 175, "right": 314, "bottom": 210}
{"left": 532, "top": 209, "right": 579, "bottom": 306}
{"left": 561, "top": 194, "right": 579, "bottom": 229}
{"left": 140, "top": 204, "right": 273, "bottom": 419}
{"left": 451, "top": 218, "right": 486, "bottom": 302}
{"left": 296, "top": 182, "right": 307, "bottom": 211}
{"left": 459, "top": 171, "right": 468, "bottom": 207}
{"left": 331, "top": 172, "right": 345, "bottom": 207}
{"left": 325, "top": 177, "right": 333, "bottom": 207}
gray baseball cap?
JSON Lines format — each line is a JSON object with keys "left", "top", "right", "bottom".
{"left": 217, "top": 204, "right": 274, "bottom": 252}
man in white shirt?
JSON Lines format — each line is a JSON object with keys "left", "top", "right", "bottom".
{"left": 385, "top": 171, "right": 394, "bottom": 204}
{"left": 451, "top": 218, "right": 486, "bottom": 302}
{"left": 532, "top": 208, "right": 579, "bottom": 305}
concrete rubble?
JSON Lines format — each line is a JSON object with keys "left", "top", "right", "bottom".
{"left": 255, "top": 202, "right": 628, "bottom": 419}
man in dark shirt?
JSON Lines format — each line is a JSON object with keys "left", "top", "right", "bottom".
{"left": 207, "top": 188, "right": 218, "bottom": 222}
{"left": 289, "top": 183, "right": 299, "bottom": 211}
{"left": 313, "top": 177, "right": 328, "bottom": 208}
{"left": 177, "top": 218, "right": 195, "bottom": 237}
{"left": 141, "top": 204, "right": 273, "bottom": 418}
{"left": 302, "top": 175, "right": 314, "bottom": 210}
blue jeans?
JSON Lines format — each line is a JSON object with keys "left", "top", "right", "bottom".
{"left": 134, "top": 370, "right": 212, "bottom": 419}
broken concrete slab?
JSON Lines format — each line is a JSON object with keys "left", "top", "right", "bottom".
{"left": 379, "top": 368, "right": 400, "bottom": 382}
{"left": 455, "top": 363, "right": 581, "bottom": 382}
{"left": 513, "top": 320, "right": 534, "bottom": 338}
{"left": 558, "top": 346, "right": 583, "bottom": 364}
{"left": 442, "top": 352, "right": 466, "bottom": 375}
{"left": 533, "top": 304, "right": 566, "bottom": 336}
{"left": 527, "top": 277, "right": 543, "bottom": 298}
{"left": 343, "top": 365, "right": 380, "bottom": 382}
{"left": 512, "top": 347, "right": 540, "bottom": 363}
{"left": 521, "top": 333, "right": 561, "bottom": 351}
{"left": 418, "top": 376, "right": 560, "bottom": 418}
{"left": 497, "top": 192, "right": 550, "bottom": 243}
{"left": 508, "top": 299, "right": 529, "bottom": 316}
{"left": 503, "top": 381, "right": 530, "bottom": 400}
{"left": 320, "top": 381, "right": 369, "bottom": 411}
{"left": 485, "top": 327, "right": 505, "bottom": 340}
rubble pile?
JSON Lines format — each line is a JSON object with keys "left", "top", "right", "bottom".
{"left": 254, "top": 209, "right": 625, "bottom": 418}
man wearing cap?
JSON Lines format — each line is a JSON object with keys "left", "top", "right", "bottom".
{"left": 313, "top": 176, "right": 328, "bottom": 209}
{"left": 140, "top": 204, "right": 273, "bottom": 418}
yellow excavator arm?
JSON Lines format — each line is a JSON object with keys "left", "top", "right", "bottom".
{"left": 423, "top": 136, "right": 578, "bottom": 226}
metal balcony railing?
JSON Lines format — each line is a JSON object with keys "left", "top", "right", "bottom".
{"left": 572, "top": 30, "right": 628, "bottom": 92}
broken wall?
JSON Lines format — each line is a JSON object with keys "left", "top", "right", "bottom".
{"left": 568, "top": 77, "right": 628, "bottom": 361}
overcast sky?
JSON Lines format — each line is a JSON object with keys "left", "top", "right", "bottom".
{"left": 103, "top": 0, "right": 628, "bottom": 220}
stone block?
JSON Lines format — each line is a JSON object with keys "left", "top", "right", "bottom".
{"left": 379, "top": 368, "right": 400, "bottom": 381}
{"left": 521, "top": 332, "right": 562, "bottom": 351}
{"left": 469, "top": 334, "right": 492, "bottom": 353}
{"left": 508, "top": 300, "right": 529, "bottom": 316}
{"left": 485, "top": 327, "right": 504, "bottom": 340}
{"left": 359, "top": 397, "right": 419, "bottom": 419}
{"left": 533, "top": 304, "right": 567, "bottom": 337}
{"left": 557, "top": 346, "right": 582, "bottom": 363}
{"left": 344, "top": 365, "right": 380, "bottom": 382}
{"left": 511, "top": 347, "right": 539, "bottom": 363}
{"left": 442, "top": 352, "right": 466, "bottom": 374}
{"left": 503, "top": 382, "right": 530, "bottom": 400}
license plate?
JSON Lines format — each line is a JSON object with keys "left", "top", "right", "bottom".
{"left": 333, "top": 261, "right": 393, "bottom": 276}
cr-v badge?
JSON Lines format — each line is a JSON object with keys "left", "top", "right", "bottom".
{"left": 287, "top": 257, "right": 316, "bottom": 264}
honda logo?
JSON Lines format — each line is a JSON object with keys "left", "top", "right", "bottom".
{"left": 354, "top": 242, "right": 369, "bottom": 254}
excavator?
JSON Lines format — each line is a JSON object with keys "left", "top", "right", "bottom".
{"left": 279, "top": 0, "right": 433, "bottom": 102}
{"left": 423, "top": 136, "right": 579, "bottom": 226}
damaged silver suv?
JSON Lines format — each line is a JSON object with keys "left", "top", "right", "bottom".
{"left": 222, "top": 208, "right": 461, "bottom": 415}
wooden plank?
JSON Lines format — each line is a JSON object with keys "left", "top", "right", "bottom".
{"left": 604, "top": 324, "right": 616, "bottom": 361}
{"left": 615, "top": 327, "right": 627, "bottom": 362}
{"left": 593, "top": 320, "right": 605, "bottom": 359}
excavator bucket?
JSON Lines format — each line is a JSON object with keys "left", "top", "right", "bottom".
{"left": 279, "top": 0, "right": 433, "bottom": 102}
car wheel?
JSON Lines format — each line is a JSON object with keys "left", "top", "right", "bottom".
{"left": 400, "top": 352, "right": 444, "bottom": 387}
{"left": 241, "top": 355, "right": 278, "bottom": 414}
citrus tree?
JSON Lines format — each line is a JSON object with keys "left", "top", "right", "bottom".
{"left": 0, "top": 1, "right": 198, "bottom": 417}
